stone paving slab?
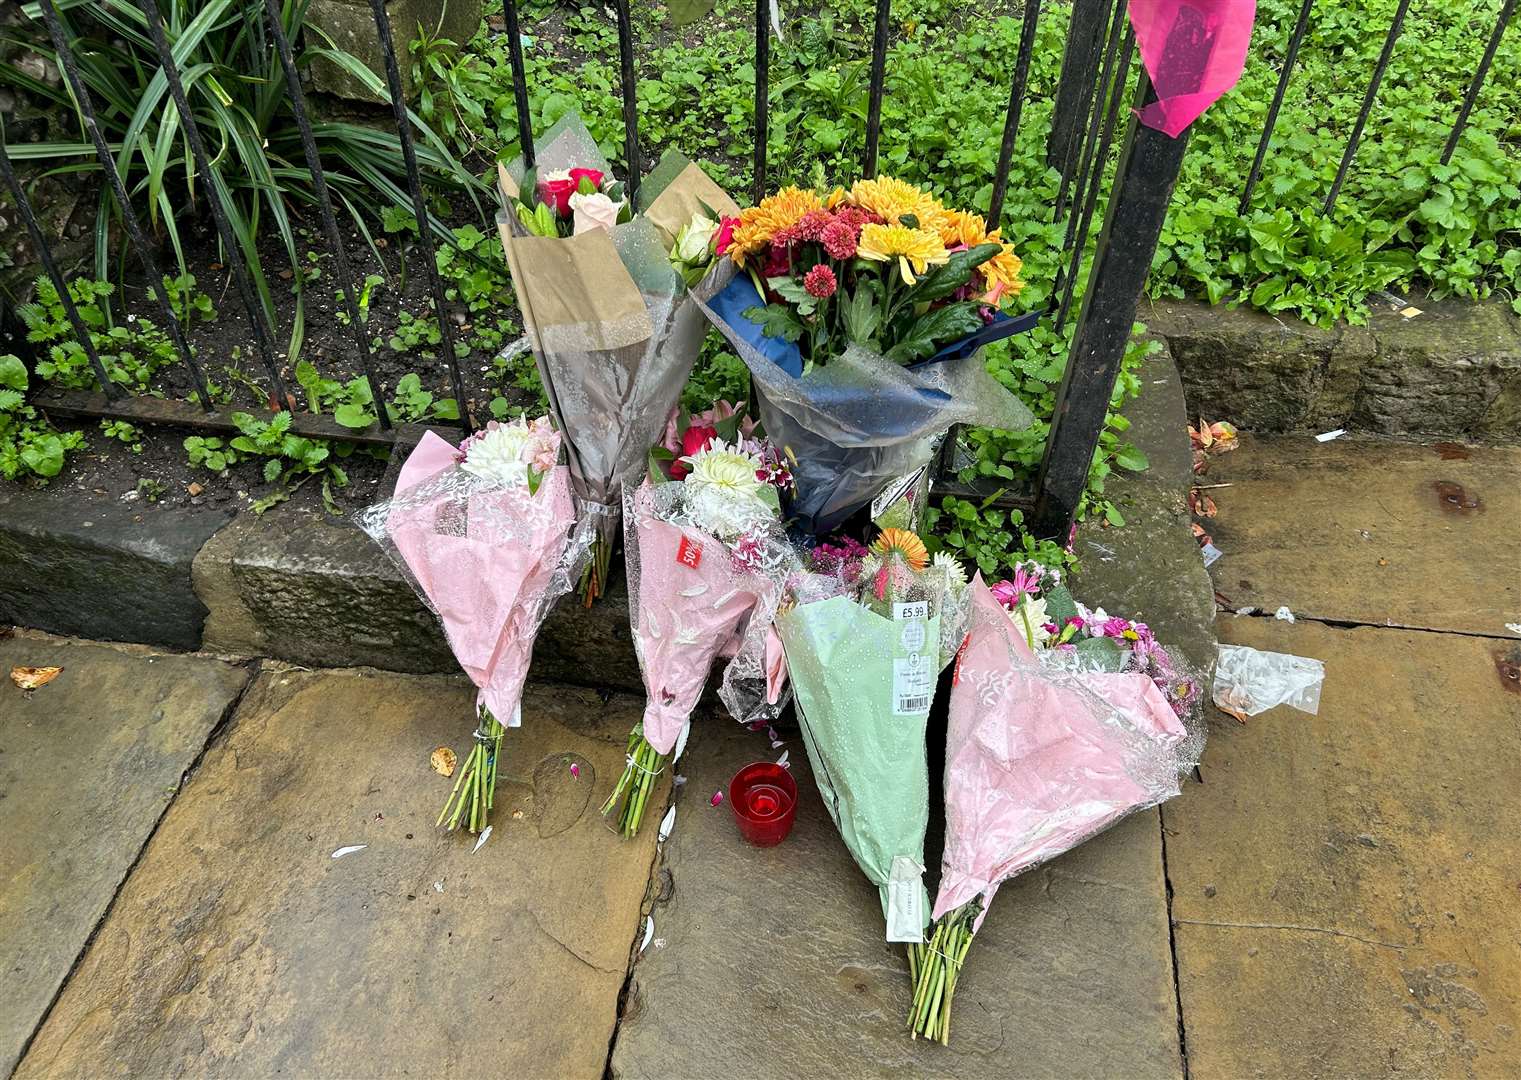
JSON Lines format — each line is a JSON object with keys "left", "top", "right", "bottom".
{"left": 0, "top": 635, "right": 250, "bottom": 1077}
{"left": 1205, "top": 435, "right": 1521, "bottom": 636}
{"left": 15, "top": 670, "right": 665, "bottom": 1080}
{"left": 610, "top": 721, "right": 1182, "bottom": 1080}
{"left": 1166, "top": 617, "right": 1521, "bottom": 1078}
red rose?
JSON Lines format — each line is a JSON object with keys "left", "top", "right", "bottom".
{"left": 536, "top": 175, "right": 578, "bottom": 216}
{"left": 669, "top": 424, "right": 718, "bottom": 479}
{"left": 569, "top": 167, "right": 605, "bottom": 191}
{"left": 714, "top": 216, "right": 739, "bottom": 256}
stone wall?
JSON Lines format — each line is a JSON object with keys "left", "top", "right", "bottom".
{"left": 1144, "top": 297, "right": 1521, "bottom": 444}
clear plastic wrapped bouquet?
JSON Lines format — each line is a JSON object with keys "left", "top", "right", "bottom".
{"left": 356, "top": 420, "right": 592, "bottom": 833}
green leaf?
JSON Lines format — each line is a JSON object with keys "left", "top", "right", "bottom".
{"left": 1113, "top": 446, "right": 1149, "bottom": 472}
{"left": 0, "top": 355, "right": 27, "bottom": 392}
{"left": 884, "top": 303, "right": 983, "bottom": 363}
{"left": 742, "top": 304, "right": 805, "bottom": 343}
{"left": 333, "top": 402, "right": 374, "bottom": 429}
{"left": 263, "top": 458, "right": 282, "bottom": 483}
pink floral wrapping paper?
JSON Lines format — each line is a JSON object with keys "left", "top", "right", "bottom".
{"left": 363, "top": 431, "right": 583, "bottom": 725}
{"left": 624, "top": 481, "right": 795, "bottom": 753}
{"left": 934, "top": 576, "right": 1189, "bottom": 928}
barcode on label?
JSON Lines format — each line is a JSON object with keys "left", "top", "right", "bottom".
{"left": 893, "top": 654, "right": 933, "bottom": 716}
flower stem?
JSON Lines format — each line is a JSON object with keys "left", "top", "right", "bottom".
{"left": 600, "top": 726, "right": 667, "bottom": 838}
{"left": 436, "top": 709, "right": 506, "bottom": 834}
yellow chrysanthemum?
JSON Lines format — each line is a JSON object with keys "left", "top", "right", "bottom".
{"left": 856, "top": 223, "right": 950, "bottom": 284}
{"left": 845, "top": 176, "right": 948, "bottom": 232}
{"left": 937, "top": 209, "right": 1026, "bottom": 301}
{"left": 870, "top": 528, "right": 929, "bottom": 572}
{"left": 727, "top": 186, "right": 824, "bottom": 266}
{"left": 825, "top": 186, "right": 848, "bottom": 210}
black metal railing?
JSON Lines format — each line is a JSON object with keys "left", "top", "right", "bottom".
{"left": 2, "top": 0, "right": 1515, "bottom": 538}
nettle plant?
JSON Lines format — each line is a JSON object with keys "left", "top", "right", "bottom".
{"left": 185, "top": 410, "right": 352, "bottom": 514}
{"left": 0, "top": 355, "right": 87, "bottom": 483}
{"left": 16, "top": 277, "right": 203, "bottom": 392}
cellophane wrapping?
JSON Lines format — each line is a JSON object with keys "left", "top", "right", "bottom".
{"left": 497, "top": 113, "right": 735, "bottom": 555}
{"left": 775, "top": 560, "right": 970, "bottom": 938}
{"left": 622, "top": 480, "right": 801, "bottom": 753}
{"left": 692, "top": 295, "right": 1035, "bottom": 532}
{"left": 355, "top": 432, "right": 595, "bottom": 724}
{"left": 935, "top": 576, "right": 1197, "bottom": 929}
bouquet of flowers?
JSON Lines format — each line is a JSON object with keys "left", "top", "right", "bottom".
{"left": 773, "top": 528, "right": 970, "bottom": 941}
{"left": 510, "top": 162, "right": 633, "bottom": 238}
{"left": 696, "top": 177, "right": 1037, "bottom": 533}
{"left": 356, "top": 419, "right": 592, "bottom": 833}
{"left": 907, "top": 574, "right": 1201, "bottom": 1043}
{"left": 495, "top": 117, "right": 739, "bottom": 602}
{"left": 988, "top": 560, "right": 1204, "bottom": 728}
{"left": 602, "top": 405, "right": 798, "bottom": 837}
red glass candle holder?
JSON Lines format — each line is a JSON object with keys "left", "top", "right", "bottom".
{"left": 728, "top": 761, "right": 798, "bottom": 847}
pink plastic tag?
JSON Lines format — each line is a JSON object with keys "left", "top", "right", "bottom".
{"left": 1127, "top": 0, "right": 1256, "bottom": 137}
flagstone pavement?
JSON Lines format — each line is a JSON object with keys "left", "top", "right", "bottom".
{"left": 2, "top": 433, "right": 1517, "bottom": 1079}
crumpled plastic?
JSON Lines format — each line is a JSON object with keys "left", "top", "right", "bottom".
{"left": 695, "top": 288, "right": 1034, "bottom": 534}
{"left": 1127, "top": 0, "right": 1257, "bottom": 137}
{"left": 355, "top": 431, "right": 594, "bottom": 724}
{"left": 1212, "top": 643, "right": 1324, "bottom": 716}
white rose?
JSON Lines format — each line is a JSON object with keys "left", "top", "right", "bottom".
{"left": 674, "top": 213, "right": 718, "bottom": 263}
{"left": 569, "top": 191, "right": 625, "bottom": 235}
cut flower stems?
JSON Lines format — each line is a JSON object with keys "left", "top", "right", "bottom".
{"left": 907, "top": 900, "right": 980, "bottom": 1043}
{"left": 601, "top": 725, "right": 666, "bottom": 837}
{"left": 437, "top": 709, "right": 505, "bottom": 834}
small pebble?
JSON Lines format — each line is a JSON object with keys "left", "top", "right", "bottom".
{"left": 1203, "top": 884, "right": 1217, "bottom": 898}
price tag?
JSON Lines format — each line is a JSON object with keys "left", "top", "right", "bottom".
{"left": 892, "top": 601, "right": 933, "bottom": 715}
{"left": 676, "top": 535, "right": 703, "bottom": 569}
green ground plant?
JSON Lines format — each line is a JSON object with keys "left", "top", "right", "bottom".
{"left": 1, "top": 354, "right": 86, "bottom": 482}
{"left": 17, "top": 277, "right": 188, "bottom": 392}
{"left": 2, "top": 0, "right": 481, "bottom": 356}
{"left": 184, "top": 410, "right": 351, "bottom": 512}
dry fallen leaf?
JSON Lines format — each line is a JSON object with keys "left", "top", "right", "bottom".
{"left": 430, "top": 746, "right": 458, "bottom": 777}
{"left": 11, "top": 666, "right": 62, "bottom": 690}
{"left": 187, "top": 482, "right": 204, "bottom": 496}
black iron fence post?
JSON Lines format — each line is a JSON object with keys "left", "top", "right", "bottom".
{"left": 262, "top": 0, "right": 391, "bottom": 427}
{"left": 1046, "top": 0, "right": 1110, "bottom": 177}
{"left": 367, "top": 0, "right": 471, "bottom": 431}
{"left": 862, "top": 0, "right": 892, "bottom": 179}
{"left": 502, "top": 0, "right": 536, "bottom": 167}
{"left": 986, "top": 0, "right": 1043, "bottom": 227}
{"left": 0, "top": 140, "right": 121, "bottom": 398}
{"left": 138, "top": 0, "right": 292, "bottom": 409}
{"left": 1032, "top": 84, "right": 1190, "bottom": 539}
{"left": 1322, "top": 0, "right": 1412, "bottom": 214}
{"left": 614, "top": 0, "right": 641, "bottom": 198}
{"left": 1441, "top": 0, "right": 1517, "bottom": 165}
{"left": 36, "top": 0, "right": 213, "bottom": 407}
{"left": 753, "top": 0, "right": 769, "bottom": 202}
{"left": 1239, "top": 0, "right": 1313, "bottom": 213}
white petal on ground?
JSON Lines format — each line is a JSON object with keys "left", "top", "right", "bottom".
{"left": 472, "top": 825, "right": 493, "bottom": 853}
{"left": 658, "top": 805, "right": 677, "bottom": 843}
{"left": 640, "top": 917, "right": 656, "bottom": 953}
{"left": 330, "top": 845, "right": 367, "bottom": 859}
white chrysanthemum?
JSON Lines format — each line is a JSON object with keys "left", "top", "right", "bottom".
{"left": 1007, "top": 595, "right": 1052, "bottom": 649}
{"left": 461, "top": 422, "right": 532, "bottom": 487}
{"left": 682, "top": 442, "right": 770, "bottom": 541}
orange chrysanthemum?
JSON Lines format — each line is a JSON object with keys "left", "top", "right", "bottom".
{"left": 727, "top": 186, "right": 825, "bottom": 266}
{"left": 937, "top": 209, "right": 1025, "bottom": 301}
{"left": 870, "top": 528, "right": 929, "bottom": 571}
{"left": 844, "top": 176, "right": 948, "bottom": 233}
